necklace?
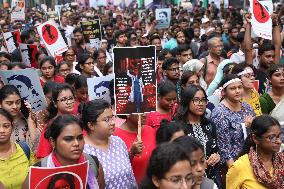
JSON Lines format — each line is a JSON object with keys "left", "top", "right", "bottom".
{"left": 0, "top": 142, "right": 14, "bottom": 160}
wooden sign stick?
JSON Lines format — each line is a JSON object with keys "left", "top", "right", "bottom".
{"left": 137, "top": 114, "right": 142, "bottom": 142}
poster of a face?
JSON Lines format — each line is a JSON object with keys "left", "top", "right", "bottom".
{"left": 87, "top": 74, "right": 114, "bottom": 104}
{"left": 155, "top": 8, "right": 171, "bottom": 29}
{"left": 113, "top": 46, "right": 156, "bottom": 115}
{"left": 0, "top": 68, "right": 47, "bottom": 112}
{"left": 11, "top": 0, "right": 25, "bottom": 21}
{"left": 29, "top": 161, "right": 88, "bottom": 189}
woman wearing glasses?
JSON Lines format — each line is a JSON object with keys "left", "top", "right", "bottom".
{"left": 211, "top": 74, "right": 255, "bottom": 185}
{"left": 140, "top": 142, "right": 194, "bottom": 189}
{"left": 75, "top": 53, "right": 96, "bottom": 78}
{"left": 227, "top": 115, "right": 284, "bottom": 188}
{"left": 231, "top": 63, "right": 262, "bottom": 116}
{"left": 175, "top": 85, "right": 222, "bottom": 188}
{"left": 82, "top": 99, "right": 137, "bottom": 189}
{"left": 36, "top": 84, "right": 76, "bottom": 158}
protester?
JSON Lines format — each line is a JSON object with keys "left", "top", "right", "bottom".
{"left": 75, "top": 53, "right": 95, "bottom": 78}
{"left": 114, "top": 114, "right": 156, "bottom": 183}
{"left": 139, "top": 142, "right": 194, "bottom": 189}
{"left": 56, "top": 61, "right": 71, "bottom": 79}
{"left": 0, "top": 85, "right": 39, "bottom": 151}
{"left": 260, "top": 64, "right": 284, "bottom": 114}
{"left": 175, "top": 85, "right": 222, "bottom": 187}
{"left": 226, "top": 115, "right": 284, "bottom": 188}
{"left": 211, "top": 74, "right": 255, "bottom": 177}
{"left": 156, "top": 120, "right": 186, "bottom": 144}
{"left": 82, "top": 99, "right": 137, "bottom": 189}
{"left": 0, "top": 108, "right": 35, "bottom": 189}
{"left": 175, "top": 136, "right": 218, "bottom": 189}
{"left": 36, "top": 84, "right": 76, "bottom": 158}
{"left": 22, "top": 114, "right": 105, "bottom": 189}
{"left": 145, "top": 80, "right": 177, "bottom": 129}
{"left": 39, "top": 56, "right": 65, "bottom": 86}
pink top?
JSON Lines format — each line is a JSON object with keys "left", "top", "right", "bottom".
{"left": 145, "top": 111, "right": 172, "bottom": 130}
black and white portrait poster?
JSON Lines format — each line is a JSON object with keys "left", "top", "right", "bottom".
{"left": 80, "top": 20, "right": 102, "bottom": 49}
{"left": 113, "top": 46, "right": 156, "bottom": 115}
{"left": 155, "top": 8, "right": 171, "bottom": 29}
{"left": 2, "top": 30, "right": 21, "bottom": 53}
{"left": 87, "top": 74, "right": 114, "bottom": 104}
{"left": 0, "top": 68, "right": 47, "bottom": 112}
{"left": 19, "top": 43, "right": 38, "bottom": 68}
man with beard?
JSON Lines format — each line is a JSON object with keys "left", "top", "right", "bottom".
{"left": 200, "top": 37, "right": 224, "bottom": 86}
{"left": 72, "top": 27, "right": 89, "bottom": 60}
{"left": 223, "top": 24, "right": 239, "bottom": 56}
{"left": 104, "top": 23, "right": 115, "bottom": 52}
{"left": 149, "top": 34, "right": 162, "bottom": 55}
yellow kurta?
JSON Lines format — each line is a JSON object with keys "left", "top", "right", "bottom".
{"left": 226, "top": 154, "right": 267, "bottom": 189}
{"left": 0, "top": 143, "right": 35, "bottom": 189}
{"left": 242, "top": 89, "right": 262, "bottom": 116}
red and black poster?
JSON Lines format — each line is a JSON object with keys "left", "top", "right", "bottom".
{"left": 113, "top": 46, "right": 157, "bottom": 115}
{"left": 2, "top": 30, "right": 21, "bottom": 53}
{"left": 19, "top": 43, "right": 38, "bottom": 68}
{"left": 29, "top": 161, "right": 88, "bottom": 189}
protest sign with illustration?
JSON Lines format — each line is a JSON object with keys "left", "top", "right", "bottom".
{"left": 80, "top": 20, "right": 102, "bottom": 49}
{"left": 37, "top": 20, "right": 68, "bottom": 56}
{"left": 87, "top": 74, "right": 114, "bottom": 104}
{"left": 155, "top": 8, "right": 171, "bottom": 29}
{"left": 2, "top": 30, "right": 21, "bottom": 53}
{"left": 113, "top": 46, "right": 156, "bottom": 115}
{"left": 29, "top": 161, "right": 88, "bottom": 189}
{"left": 11, "top": 0, "right": 25, "bottom": 21}
{"left": 250, "top": 0, "right": 273, "bottom": 40}
{"left": 0, "top": 68, "right": 47, "bottom": 112}
{"left": 19, "top": 43, "right": 38, "bottom": 68}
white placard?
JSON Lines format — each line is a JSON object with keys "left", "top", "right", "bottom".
{"left": 11, "top": 0, "right": 25, "bottom": 21}
{"left": 155, "top": 8, "right": 171, "bottom": 30}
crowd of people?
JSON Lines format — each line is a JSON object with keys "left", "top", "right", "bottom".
{"left": 0, "top": 1, "right": 284, "bottom": 189}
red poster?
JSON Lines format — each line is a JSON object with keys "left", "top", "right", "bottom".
{"left": 29, "top": 161, "right": 88, "bottom": 189}
{"left": 254, "top": 80, "right": 259, "bottom": 92}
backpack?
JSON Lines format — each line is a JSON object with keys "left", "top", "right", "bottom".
{"left": 18, "top": 141, "right": 31, "bottom": 161}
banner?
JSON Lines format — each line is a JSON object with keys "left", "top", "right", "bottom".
{"left": 0, "top": 68, "right": 47, "bottom": 112}
{"left": 155, "top": 8, "right": 171, "bottom": 29}
{"left": 29, "top": 161, "right": 88, "bottom": 189}
{"left": 113, "top": 46, "right": 156, "bottom": 115}
{"left": 250, "top": 0, "right": 273, "bottom": 40}
{"left": 90, "top": 0, "right": 106, "bottom": 7}
{"left": 80, "top": 20, "right": 102, "bottom": 49}
{"left": 87, "top": 74, "right": 114, "bottom": 104}
{"left": 37, "top": 20, "right": 68, "bottom": 56}
{"left": 11, "top": 0, "right": 25, "bottom": 21}
{"left": 19, "top": 43, "right": 38, "bottom": 68}
{"left": 2, "top": 30, "right": 21, "bottom": 53}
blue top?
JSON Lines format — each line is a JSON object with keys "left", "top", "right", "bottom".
{"left": 211, "top": 102, "right": 255, "bottom": 164}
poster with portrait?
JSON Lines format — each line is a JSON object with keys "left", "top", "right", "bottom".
{"left": 155, "top": 8, "right": 171, "bottom": 29}
{"left": 0, "top": 68, "right": 47, "bottom": 112}
{"left": 19, "top": 43, "right": 38, "bottom": 68}
{"left": 11, "top": 0, "right": 25, "bottom": 21}
{"left": 29, "top": 161, "right": 88, "bottom": 189}
{"left": 250, "top": 0, "right": 273, "bottom": 40}
{"left": 113, "top": 46, "right": 156, "bottom": 115}
{"left": 80, "top": 20, "right": 102, "bottom": 49}
{"left": 87, "top": 74, "right": 114, "bottom": 104}
{"left": 37, "top": 20, "right": 68, "bottom": 57}
{"left": 2, "top": 30, "right": 21, "bottom": 53}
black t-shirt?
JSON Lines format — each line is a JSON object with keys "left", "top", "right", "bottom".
{"left": 255, "top": 68, "right": 270, "bottom": 95}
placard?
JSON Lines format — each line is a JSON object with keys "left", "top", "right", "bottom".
{"left": 155, "top": 8, "right": 171, "bottom": 29}
{"left": 80, "top": 20, "right": 102, "bottom": 49}
{"left": 2, "top": 30, "right": 21, "bottom": 53}
{"left": 19, "top": 43, "right": 38, "bottom": 68}
{"left": 113, "top": 46, "right": 157, "bottom": 115}
{"left": 0, "top": 68, "right": 47, "bottom": 112}
{"left": 37, "top": 20, "right": 68, "bottom": 56}
{"left": 11, "top": 0, "right": 25, "bottom": 21}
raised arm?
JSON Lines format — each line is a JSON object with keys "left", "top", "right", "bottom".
{"left": 271, "top": 13, "right": 281, "bottom": 64}
{"left": 244, "top": 13, "right": 253, "bottom": 66}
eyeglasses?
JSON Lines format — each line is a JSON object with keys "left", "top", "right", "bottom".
{"left": 163, "top": 174, "right": 195, "bottom": 187}
{"left": 57, "top": 96, "right": 75, "bottom": 103}
{"left": 167, "top": 67, "right": 180, "bottom": 72}
{"left": 263, "top": 133, "right": 284, "bottom": 143}
{"left": 98, "top": 116, "right": 115, "bottom": 125}
{"left": 192, "top": 98, "right": 208, "bottom": 106}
